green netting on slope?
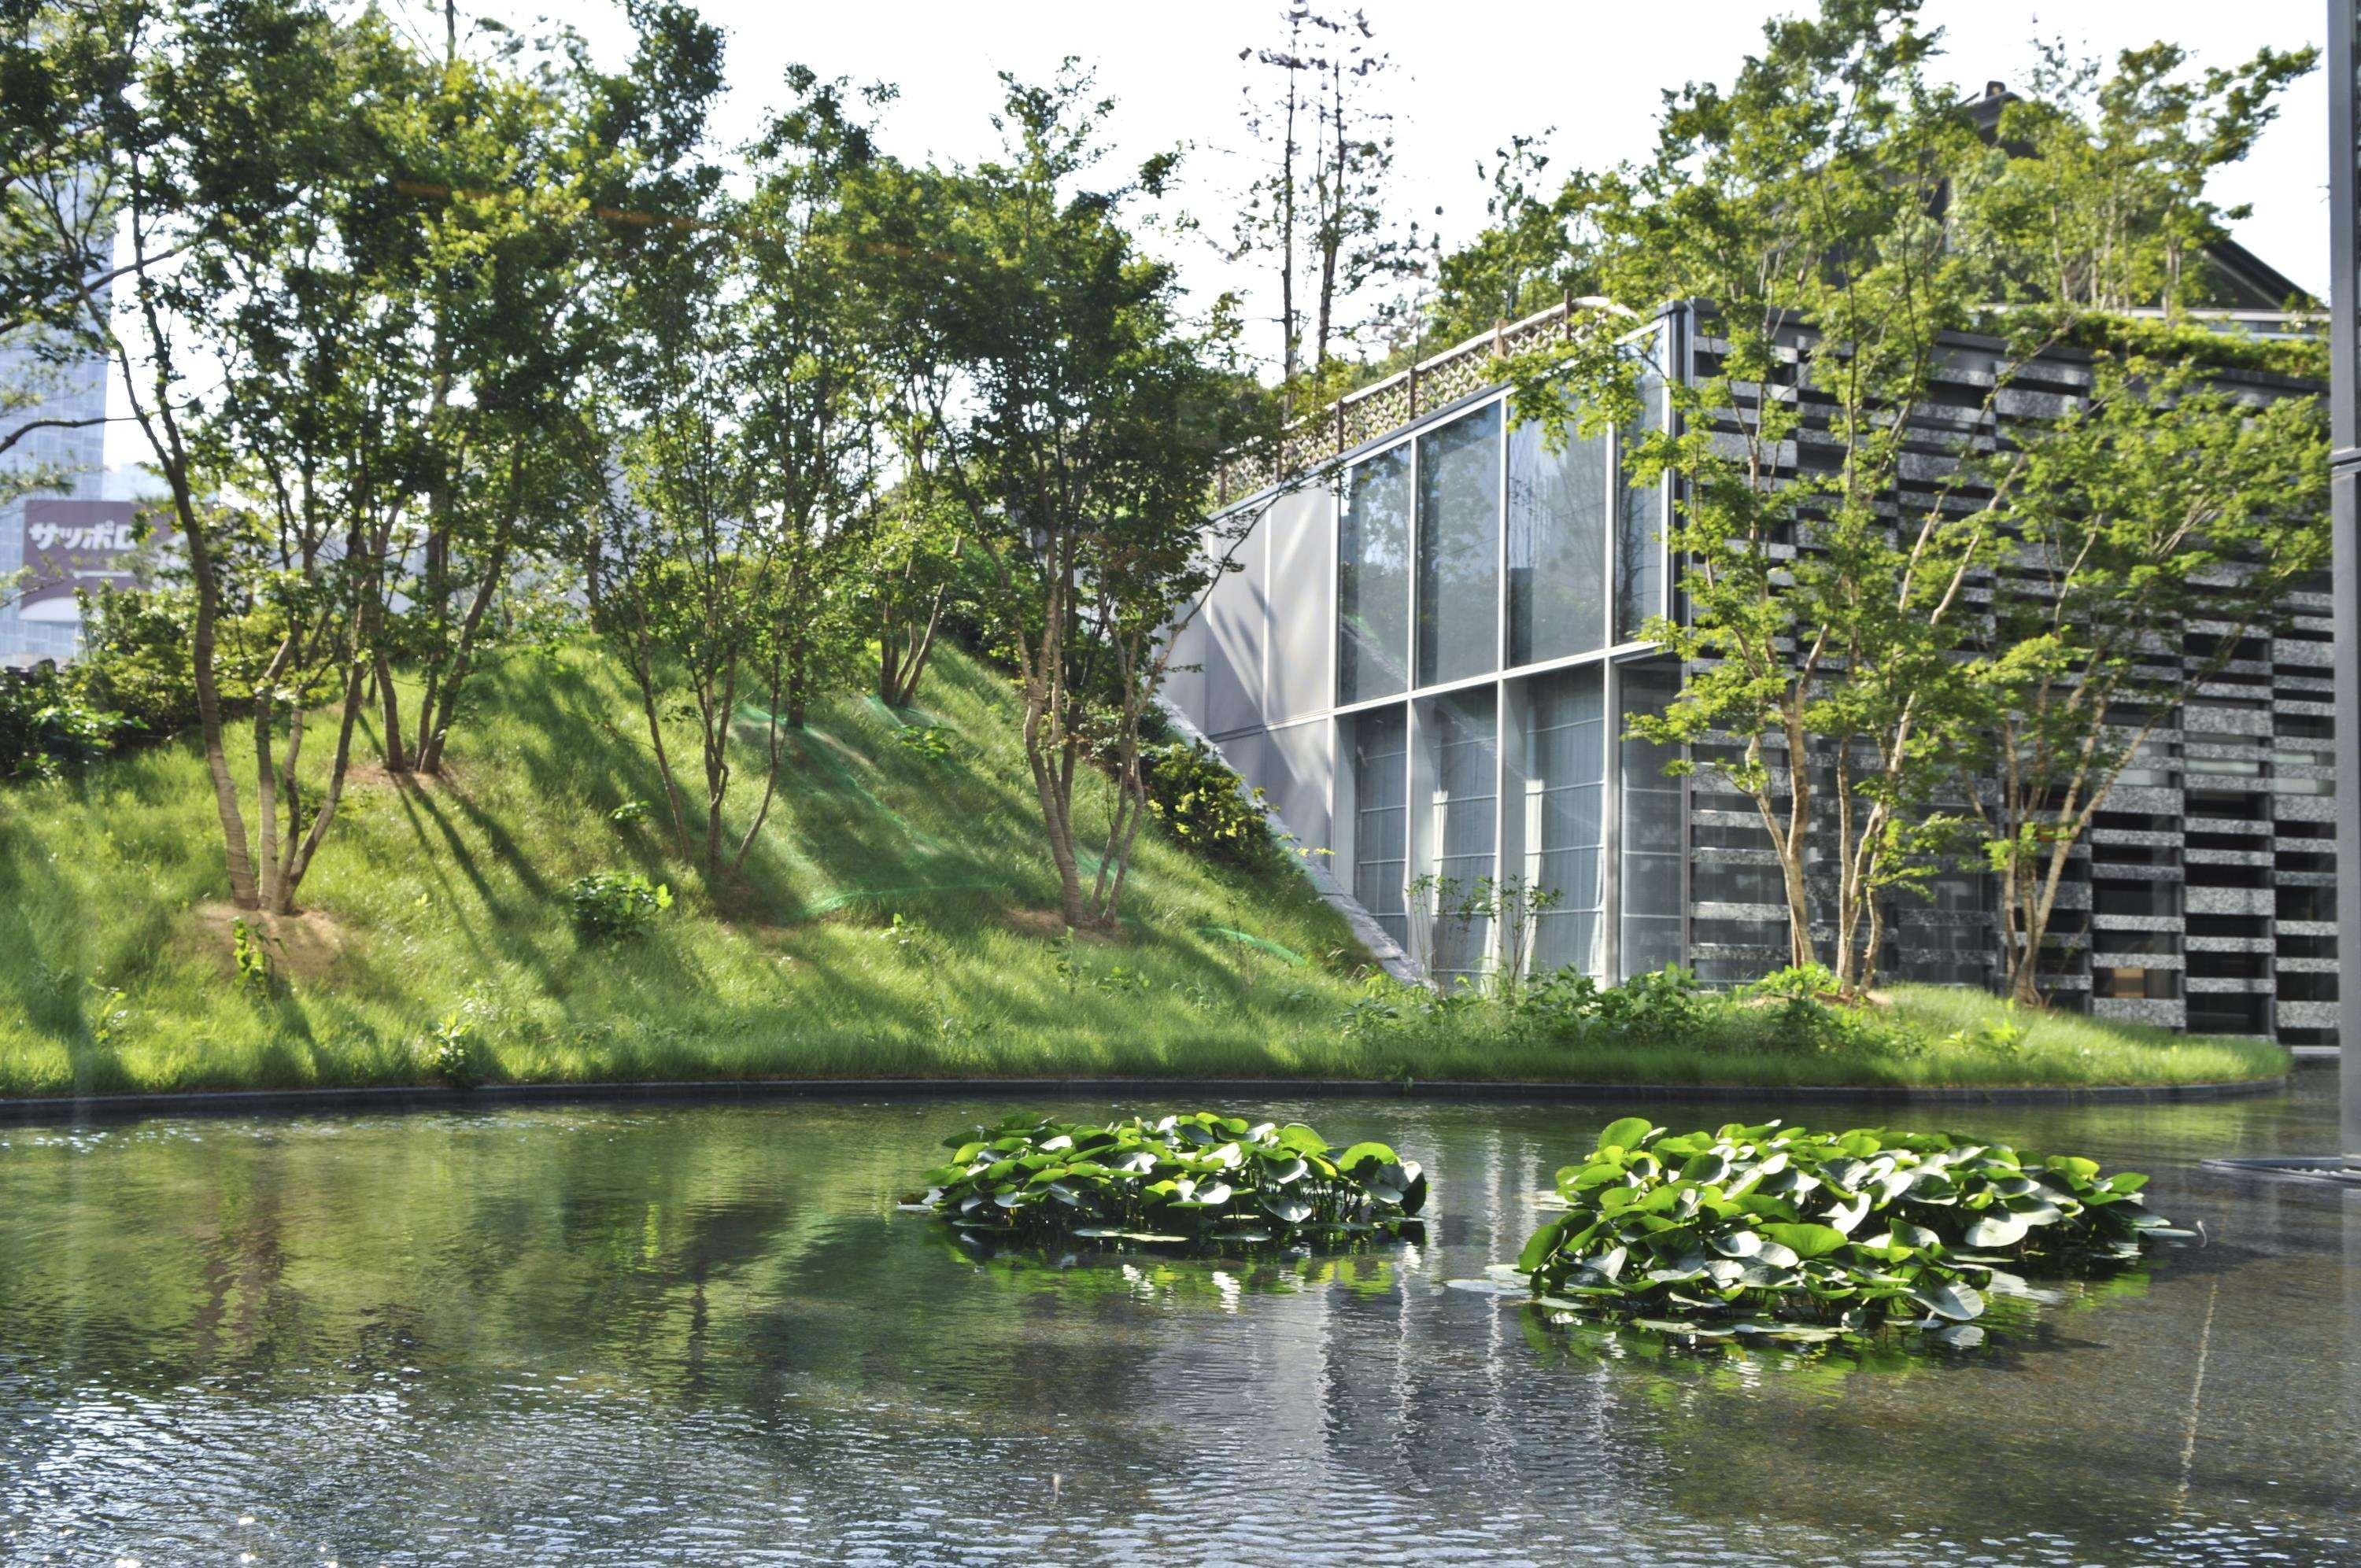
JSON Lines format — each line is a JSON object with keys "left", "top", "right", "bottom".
{"left": 714, "top": 704, "right": 1174, "bottom": 927}
{"left": 799, "top": 880, "right": 1013, "bottom": 916}
{"left": 863, "top": 694, "right": 949, "bottom": 730}
{"left": 718, "top": 710, "right": 985, "bottom": 917}
{"left": 1195, "top": 924, "right": 1306, "bottom": 965}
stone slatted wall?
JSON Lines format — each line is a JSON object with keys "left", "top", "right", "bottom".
{"left": 1672, "top": 317, "right": 2337, "bottom": 1043}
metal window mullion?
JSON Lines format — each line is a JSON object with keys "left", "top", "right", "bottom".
{"left": 1603, "top": 658, "right": 1624, "bottom": 983}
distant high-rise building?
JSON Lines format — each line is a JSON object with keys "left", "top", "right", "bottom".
{"left": 2, "top": 175, "right": 120, "bottom": 667}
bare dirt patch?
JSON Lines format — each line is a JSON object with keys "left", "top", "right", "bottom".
{"left": 187, "top": 902, "right": 357, "bottom": 983}
{"left": 1002, "top": 908, "right": 1122, "bottom": 943}
{"left": 345, "top": 758, "right": 467, "bottom": 793}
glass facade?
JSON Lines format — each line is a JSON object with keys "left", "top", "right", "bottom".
{"left": 1322, "top": 359, "right": 1681, "bottom": 989}
{"left": 1421, "top": 688, "right": 1498, "bottom": 983}
{"left": 1185, "top": 290, "right": 2338, "bottom": 1046}
{"left": 1616, "top": 339, "right": 1667, "bottom": 644}
{"left": 1415, "top": 403, "right": 1502, "bottom": 687}
{"left": 1523, "top": 666, "right": 1607, "bottom": 978}
{"left": 1506, "top": 418, "right": 1608, "bottom": 666}
{"left": 1617, "top": 660, "right": 1684, "bottom": 978}
{"left": 1338, "top": 445, "right": 1412, "bottom": 703}
{"left": 1349, "top": 706, "right": 1410, "bottom": 948}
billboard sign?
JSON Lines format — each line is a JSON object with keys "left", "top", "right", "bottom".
{"left": 17, "top": 498, "right": 146, "bottom": 611}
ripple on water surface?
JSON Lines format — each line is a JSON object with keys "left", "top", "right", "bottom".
{"left": 0, "top": 1086, "right": 2355, "bottom": 1564}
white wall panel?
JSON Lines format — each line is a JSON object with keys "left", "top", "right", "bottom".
{"left": 1263, "top": 717, "right": 1334, "bottom": 854}
{"left": 1262, "top": 483, "right": 1335, "bottom": 724}
{"left": 1202, "top": 516, "right": 1267, "bottom": 736}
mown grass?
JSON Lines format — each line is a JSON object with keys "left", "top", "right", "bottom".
{"left": 1348, "top": 982, "right": 2287, "bottom": 1089}
{"left": 0, "top": 641, "right": 2290, "bottom": 1097}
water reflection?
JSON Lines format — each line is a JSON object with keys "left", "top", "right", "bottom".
{"left": 0, "top": 1086, "right": 2353, "bottom": 1563}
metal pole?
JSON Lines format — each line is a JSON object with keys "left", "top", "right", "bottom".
{"left": 2329, "top": 0, "right": 2360, "bottom": 1163}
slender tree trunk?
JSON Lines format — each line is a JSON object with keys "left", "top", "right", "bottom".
{"left": 279, "top": 655, "right": 369, "bottom": 911}
{"left": 731, "top": 650, "right": 789, "bottom": 877}
{"left": 183, "top": 504, "right": 261, "bottom": 909}
{"left": 1020, "top": 597, "right": 1090, "bottom": 930}
{"left": 627, "top": 640, "right": 691, "bottom": 851}
{"left": 418, "top": 525, "right": 512, "bottom": 773}
{"left": 880, "top": 580, "right": 949, "bottom": 707}
{"left": 1314, "top": 65, "right": 1341, "bottom": 370}
{"left": 1277, "top": 63, "right": 1299, "bottom": 395}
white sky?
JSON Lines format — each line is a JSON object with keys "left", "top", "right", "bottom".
{"left": 107, "top": 0, "right": 2337, "bottom": 470}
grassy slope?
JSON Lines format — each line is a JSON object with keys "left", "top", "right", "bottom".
{"left": 0, "top": 643, "right": 2288, "bottom": 1095}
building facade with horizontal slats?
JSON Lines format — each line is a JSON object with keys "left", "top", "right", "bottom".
{"left": 1174, "top": 297, "right": 2336, "bottom": 1046}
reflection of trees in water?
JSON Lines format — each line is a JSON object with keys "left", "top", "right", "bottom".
{"left": 939, "top": 1234, "right": 1411, "bottom": 1304}
{"left": 0, "top": 1109, "right": 859, "bottom": 1406}
{"left": 1, "top": 1091, "right": 2355, "bottom": 1559}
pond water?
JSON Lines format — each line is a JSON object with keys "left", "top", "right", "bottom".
{"left": 1, "top": 1079, "right": 2355, "bottom": 1566}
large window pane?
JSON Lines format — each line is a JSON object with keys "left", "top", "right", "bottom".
{"left": 1524, "top": 666, "right": 1607, "bottom": 979}
{"left": 1615, "top": 344, "right": 1666, "bottom": 644}
{"left": 1507, "top": 419, "right": 1608, "bottom": 666}
{"left": 1349, "top": 706, "right": 1409, "bottom": 949}
{"left": 1417, "top": 404, "right": 1502, "bottom": 685}
{"left": 1338, "top": 448, "right": 1412, "bottom": 703}
{"left": 1618, "top": 660, "right": 1683, "bottom": 979}
{"left": 1422, "top": 689, "right": 1498, "bottom": 983}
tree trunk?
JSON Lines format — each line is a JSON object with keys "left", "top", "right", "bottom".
{"left": 417, "top": 526, "right": 512, "bottom": 773}
{"left": 1277, "top": 65, "right": 1299, "bottom": 394}
{"left": 184, "top": 510, "right": 261, "bottom": 909}
{"left": 375, "top": 648, "right": 406, "bottom": 771}
{"left": 879, "top": 581, "right": 948, "bottom": 708}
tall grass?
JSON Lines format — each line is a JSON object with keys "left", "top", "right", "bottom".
{"left": 0, "top": 643, "right": 2289, "bottom": 1095}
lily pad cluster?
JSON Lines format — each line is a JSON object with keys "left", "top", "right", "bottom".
{"left": 1513, "top": 1116, "right": 2177, "bottom": 1346}
{"left": 909, "top": 1112, "right": 1428, "bottom": 1247}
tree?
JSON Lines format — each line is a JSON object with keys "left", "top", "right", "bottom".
{"left": 29, "top": 0, "right": 425, "bottom": 913}
{"left": 863, "top": 469, "right": 970, "bottom": 710}
{"left": 1426, "top": 134, "right": 1602, "bottom": 345}
{"left": 1966, "top": 353, "right": 2329, "bottom": 1003}
{"left": 25, "top": 1, "right": 714, "bottom": 910}
{"left": 373, "top": 9, "right": 651, "bottom": 778}
{"left": 1506, "top": 0, "right": 1993, "bottom": 994}
{"left": 0, "top": 3, "right": 119, "bottom": 511}
{"left": 1302, "top": 6, "right": 1406, "bottom": 372}
{"left": 1494, "top": 2, "right": 2322, "bottom": 997}
{"left": 1953, "top": 40, "right": 2318, "bottom": 314}
{"left": 740, "top": 66, "right": 888, "bottom": 729}
{"left": 180, "top": 7, "right": 446, "bottom": 913}
{"left": 870, "top": 69, "right": 1278, "bottom": 930}
{"left": 1232, "top": 5, "right": 1314, "bottom": 393}
{"left": 592, "top": 194, "right": 788, "bottom": 883}
{"left": 596, "top": 356, "right": 781, "bottom": 883}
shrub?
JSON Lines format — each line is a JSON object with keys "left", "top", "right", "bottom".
{"left": 0, "top": 662, "right": 135, "bottom": 780}
{"left": 1590, "top": 963, "right": 1711, "bottom": 1039}
{"left": 1140, "top": 740, "right": 1277, "bottom": 869}
{"left": 1742, "top": 962, "right": 1842, "bottom": 1004}
{"left": 568, "top": 873, "right": 673, "bottom": 940}
{"left": 427, "top": 1011, "right": 486, "bottom": 1089}
{"left": 891, "top": 724, "right": 958, "bottom": 762}
{"left": 907, "top": 1112, "right": 1428, "bottom": 1248}
{"left": 230, "top": 917, "right": 275, "bottom": 996}
{"left": 1944, "top": 1009, "right": 2031, "bottom": 1058}
{"left": 1510, "top": 1116, "right": 2178, "bottom": 1347}
{"left": 72, "top": 585, "right": 207, "bottom": 740}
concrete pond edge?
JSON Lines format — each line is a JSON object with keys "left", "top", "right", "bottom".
{"left": 0, "top": 1071, "right": 2297, "bottom": 1125}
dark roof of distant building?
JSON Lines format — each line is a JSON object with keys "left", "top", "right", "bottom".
{"left": 1963, "top": 79, "right": 2312, "bottom": 309}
